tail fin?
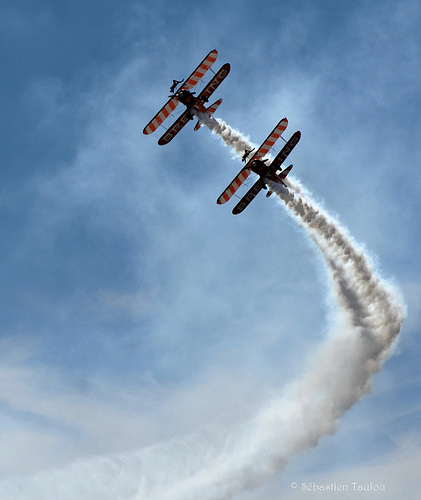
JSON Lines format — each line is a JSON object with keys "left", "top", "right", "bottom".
{"left": 279, "top": 164, "right": 293, "bottom": 186}
{"left": 194, "top": 98, "right": 223, "bottom": 131}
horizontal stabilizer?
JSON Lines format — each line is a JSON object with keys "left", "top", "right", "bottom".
{"left": 194, "top": 98, "right": 222, "bottom": 131}
{"left": 279, "top": 164, "right": 293, "bottom": 178}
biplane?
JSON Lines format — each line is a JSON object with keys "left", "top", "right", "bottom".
{"left": 217, "top": 119, "right": 301, "bottom": 215}
{"left": 143, "top": 49, "right": 230, "bottom": 145}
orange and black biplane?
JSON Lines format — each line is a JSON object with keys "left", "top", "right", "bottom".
{"left": 217, "top": 119, "right": 301, "bottom": 214}
{"left": 143, "top": 50, "right": 230, "bottom": 145}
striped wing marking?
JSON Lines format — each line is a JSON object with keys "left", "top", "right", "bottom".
{"left": 182, "top": 49, "right": 218, "bottom": 90}
{"left": 143, "top": 98, "right": 178, "bottom": 135}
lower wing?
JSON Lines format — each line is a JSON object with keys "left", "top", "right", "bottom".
{"left": 157, "top": 109, "right": 193, "bottom": 145}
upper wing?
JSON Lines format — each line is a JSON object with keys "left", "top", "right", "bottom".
{"left": 181, "top": 49, "right": 218, "bottom": 90}
{"left": 157, "top": 109, "right": 192, "bottom": 146}
{"left": 217, "top": 167, "right": 251, "bottom": 204}
{"left": 143, "top": 97, "right": 179, "bottom": 135}
{"left": 216, "top": 117, "right": 288, "bottom": 204}
{"left": 247, "top": 117, "right": 289, "bottom": 163}
{"left": 270, "top": 130, "right": 301, "bottom": 170}
{"left": 143, "top": 49, "right": 218, "bottom": 135}
{"left": 197, "top": 63, "right": 230, "bottom": 102}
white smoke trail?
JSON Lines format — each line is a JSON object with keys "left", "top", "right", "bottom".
{"left": 0, "top": 120, "right": 405, "bottom": 500}
{"left": 161, "top": 118, "right": 406, "bottom": 499}
{"left": 141, "top": 173, "right": 405, "bottom": 499}
{"left": 195, "top": 112, "right": 256, "bottom": 156}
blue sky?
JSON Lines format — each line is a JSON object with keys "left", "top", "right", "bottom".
{"left": 1, "top": 0, "right": 420, "bottom": 498}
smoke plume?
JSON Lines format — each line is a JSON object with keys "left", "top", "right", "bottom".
{"left": 0, "top": 119, "right": 405, "bottom": 499}
{"left": 163, "top": 117, "right": 406, "bottom": 499}
{"left": 195, "top": 112, "right": 255, "bottom": 155}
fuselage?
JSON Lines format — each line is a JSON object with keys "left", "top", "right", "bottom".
{"left": 250, "top": 159, "right": 270, "bottom": 178}
{"left": 250, "top": 159, "right": 288, "bottom": 186}
{"left": 175, "top": 90, "right": 207, "bottom": 114}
